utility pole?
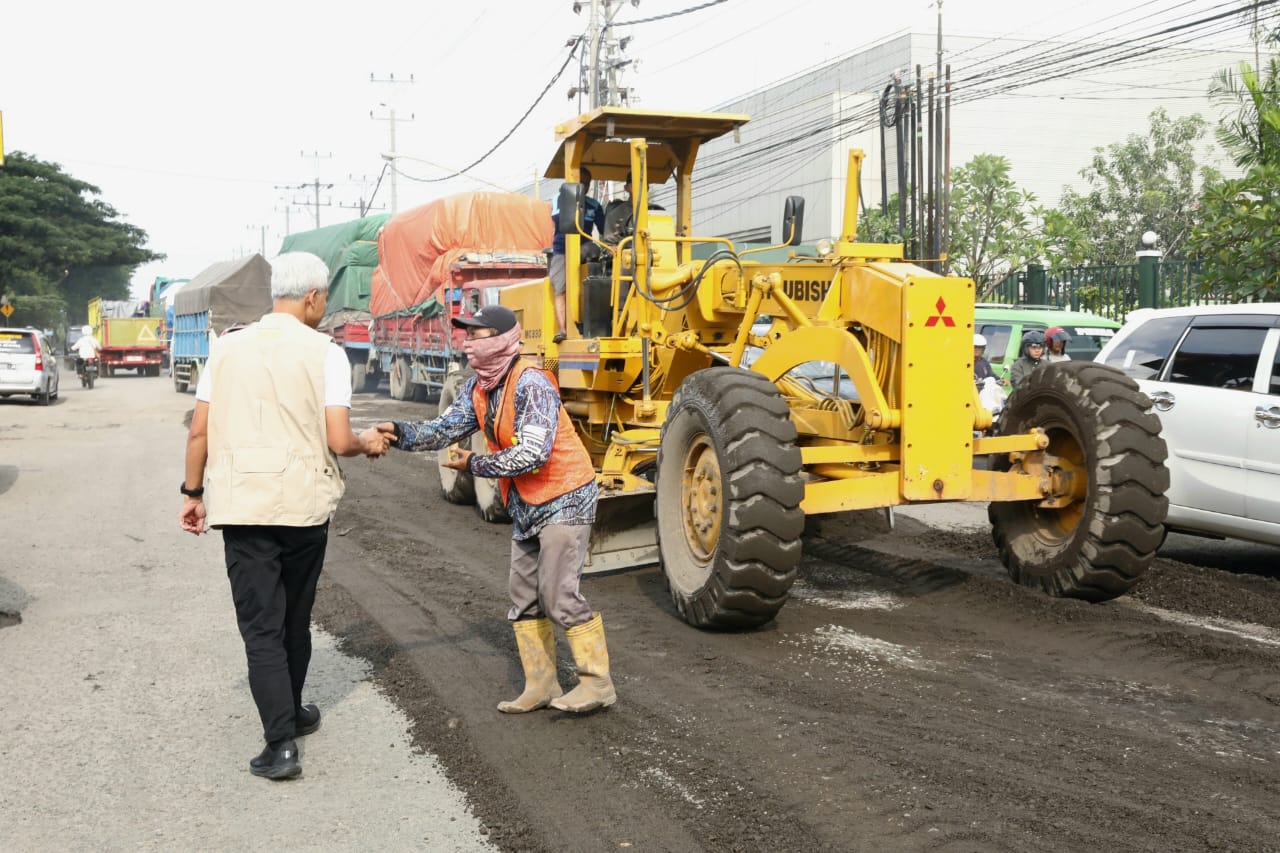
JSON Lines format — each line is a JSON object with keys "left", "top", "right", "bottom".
{"left": 573, "top": 0, "right": 636, "bottom": 109}
{"left": 371, "top": 73, "right": 415, "bottom": 214}
{"left": 339, "top": 173, "right": 387, "bottom": 218}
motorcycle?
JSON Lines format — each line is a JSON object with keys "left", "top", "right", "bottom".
{"left": 77, "top": 356, "right": 100, "bottom": 389}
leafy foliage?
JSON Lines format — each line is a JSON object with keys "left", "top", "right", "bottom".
{"left": 1188, "top": 164, "right": 1280, "bottom": 301}
{"left": 946, "top": 154, "right": 1038, "bottom": 288}
{"left": 0, "top": 152, "right": 161, "bottom": 328}
{"left": 1210, "top": 59, "right": 1280, "bottom": 169}
{"left": 1057, "top": 109, "right": 1219, "bottom": 263}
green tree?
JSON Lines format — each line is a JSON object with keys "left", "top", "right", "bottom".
{"left": 1057, "top": 109, "right": 1219, "bottom": 263}
{"left": 1189, "top": 163, "right": 1280, "bottom": 300}
{"left": 0, "top": 152, "right": 161, "bottom": 328}
{"left": 947, "top": 154, "right": 1034, "bottom": 287}
{"left": 1210, "top": 56, "right": 1280, "bottom": 168}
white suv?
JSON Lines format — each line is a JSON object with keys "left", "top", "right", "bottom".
{"left": 1095, "top": 303, "right": 1280, "bottom": 547}
{"left": 0, "top": 328, "right": 60, "bottom": 406}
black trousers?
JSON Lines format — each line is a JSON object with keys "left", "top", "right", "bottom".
{"left": 223, "top": 523, "right": 328, "bottom": 744}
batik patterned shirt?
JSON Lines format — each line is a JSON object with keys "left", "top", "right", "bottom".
{"left": 392, "top": 369, "right": 597, "bottom": 540}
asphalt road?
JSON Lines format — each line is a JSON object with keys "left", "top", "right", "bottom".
{"left": 0, "top": 372, "right": 495, "bottom": 850}
{"left": 5, "top": 370, "right": 1280, "bottom": 852}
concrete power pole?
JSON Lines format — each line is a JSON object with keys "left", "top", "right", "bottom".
{"left": 371, "top": 73, "right": 415, "bottom": 214}
{"left": 577, "top": 0, "right": 636, "bottom": 109}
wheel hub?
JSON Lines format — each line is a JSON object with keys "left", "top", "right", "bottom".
{"left": 681, "top": 434, "right": 722, "bottom": 562}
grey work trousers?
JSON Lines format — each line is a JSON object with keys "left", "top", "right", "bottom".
{"left": 508, "top": 523, "right": 593, "bottom": 628}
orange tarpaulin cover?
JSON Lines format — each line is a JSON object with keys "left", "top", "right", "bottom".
{"left": 370, "top": 192, "right": 553, "bottom": 317}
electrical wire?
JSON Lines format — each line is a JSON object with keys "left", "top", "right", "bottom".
{"left": 412, "top": 36, "right": 584, "bottom": 183}
{"left": 614, "top": 0, "right": 729, "bottom": 26}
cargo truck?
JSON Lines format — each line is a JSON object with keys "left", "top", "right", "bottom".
{"left": 87, "top": 298, "right": 167, "bottom": 377}
{"left": 368, "top": 192, "right": 553, "bottom": 521}
{"left": 278, "top": 214, "right": 390, "bottom": 393}
{"left": 367, "top": 192, "right": 552, "bottom": 403}
{"left": 171, "top": 254, "right": 273, "bottom": 393}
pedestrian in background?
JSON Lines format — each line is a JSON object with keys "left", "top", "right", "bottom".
{"left": 179, "top": 251, "right": 389, "bottom": 781}
{"left": 376, "top": 304, "right": 617, "bottom": 716}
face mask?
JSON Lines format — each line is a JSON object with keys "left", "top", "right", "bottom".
{"left": 462, "top": 325, "right": 523, "bottom": 390}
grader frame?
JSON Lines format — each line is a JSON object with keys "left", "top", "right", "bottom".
{"left": 492, "top": 107, "right": 1167, "bottom": 629}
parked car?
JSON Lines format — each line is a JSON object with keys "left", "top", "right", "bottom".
{"left": 1095, "top": 303, "right": 1280, "bottom": 547}
{"left": 0, "top": 327, "right": 60, "bottom": 405}
{"left": 975, "top": 304, "right": 1121, "bottom": 384}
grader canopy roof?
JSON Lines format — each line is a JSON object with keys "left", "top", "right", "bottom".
{"left": 542, "top": 107, "right": 749, "bottom": 182}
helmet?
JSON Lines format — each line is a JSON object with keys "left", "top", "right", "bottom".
{"left": 1046, "top": 326, "right": 1070, "bottom": 345}
{"left": 973, "top": 334, "right": 987, "bottom": 348}
{"left": 82, "top": 325, "right": 92, "bottom": 336}
{"left": 1021, "top": 329, "right": 1046, "bottom": 349}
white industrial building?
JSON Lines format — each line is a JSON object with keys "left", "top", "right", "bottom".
{"left": 624, "top": 29, "right": 1254, "bottom": 247}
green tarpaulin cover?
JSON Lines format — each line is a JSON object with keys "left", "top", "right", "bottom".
{"left": 279, "top": 214, "right": 390, "bottom": 319}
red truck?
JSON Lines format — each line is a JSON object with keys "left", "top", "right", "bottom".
{"left": 366, "top": 192, "right": 553, "bottom": 522}
{"left": 370, "top": 252, "right": 547, "bottom": 402}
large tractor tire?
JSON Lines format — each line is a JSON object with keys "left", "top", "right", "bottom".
{"left": 655, "top": 367, "right": 805, "bottom": 629}
{"left": 389, "top": 356, "right": 414, "bottom": 401}
{"left": 436, "top": 370, "right": 475, "bottom": 506}
{"left": 989, "top": 361, "right": 1169, "bottom": 601}
{"left": 472, "top": 427, "right": 510, "bottom": 524}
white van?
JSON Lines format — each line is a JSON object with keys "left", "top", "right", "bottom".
{"left": 0, "top": 328, "right": 60, "bottom": 406}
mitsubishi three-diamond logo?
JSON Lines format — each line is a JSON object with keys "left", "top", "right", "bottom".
{"left": 924, "top": 297, "right": 955, "bottom": 327}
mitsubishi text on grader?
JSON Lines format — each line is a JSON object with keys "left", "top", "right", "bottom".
{"left": 462, "top": 108, "right": 1169, "bottom": 629}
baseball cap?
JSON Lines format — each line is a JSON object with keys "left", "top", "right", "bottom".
{"left": 452, "top": 304, "right": 517, "bottom": 334}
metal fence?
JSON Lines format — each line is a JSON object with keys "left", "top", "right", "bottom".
{"left": 987, "top": 259, "right": 1230, "bottom": 322}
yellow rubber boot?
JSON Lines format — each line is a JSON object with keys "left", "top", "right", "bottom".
{"left": 497, "top": 618, "right": 563, "bottom": 714}
{"left": 549, "top": 613, "right": 617, "bottom": 713}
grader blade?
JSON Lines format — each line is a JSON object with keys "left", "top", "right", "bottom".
{"left": 585, "top": 490, "right": 658, "bottom": 574}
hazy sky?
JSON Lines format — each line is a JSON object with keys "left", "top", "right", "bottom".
{"left": 0, "top": 0, "right": 1256, "bottom": 297}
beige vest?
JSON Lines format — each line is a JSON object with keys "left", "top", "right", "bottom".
{"left": 204, "top": 313, "right": 345, "bottom": 527}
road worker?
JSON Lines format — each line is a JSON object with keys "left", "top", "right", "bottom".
{"left": 376, "top": 304, "right": 617, "bottom": 715}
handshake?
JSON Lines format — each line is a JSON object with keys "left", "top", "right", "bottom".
{"left": 358, "top": 422, "right": 400, "bottom": 459}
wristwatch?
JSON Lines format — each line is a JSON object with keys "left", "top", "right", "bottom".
{"left": 180, "top": 482, "right": 205, "bottom": 498}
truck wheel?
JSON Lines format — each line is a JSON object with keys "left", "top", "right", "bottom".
{"left": 472, "top": 429, "right": 510, "bottom": 524}
{"left": 351, "top": 362, "right": 369, "bottom": 395}
{"left": 989, "top": 361, "right": 1169, "bottom": 601}
{"left": 389, "top": 357, "right": 413, "bottom": 401}
{"left": 174, "top": 373, "right": 188, "bottom": 393}
{"left": 436, "top": 370, "right": 476, "bottom": 506}
{"left": 655, "top": 367, "right": 804, "bottom": 629}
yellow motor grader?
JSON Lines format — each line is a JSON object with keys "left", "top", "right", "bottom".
{"left": 486, "top": 107, "right": 1168, "bottom": 629}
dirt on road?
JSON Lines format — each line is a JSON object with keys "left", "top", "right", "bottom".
{"left": 315, "top": 393, "right": 1280, "bottom": 853}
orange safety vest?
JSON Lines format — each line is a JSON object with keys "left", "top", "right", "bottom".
{"left": 471, "top": 360, "right": 596, "bottom": 507}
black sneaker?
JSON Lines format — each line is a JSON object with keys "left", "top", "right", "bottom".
{"left": 295, "top": 703, "right": 322, "bottom": 737}
{"left": 249, "top": 740, "right": 301, "bottom": 780}
{"left": 552, "top": 331, "right": 567, "bottom": 344}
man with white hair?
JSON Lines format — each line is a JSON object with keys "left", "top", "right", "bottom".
{"left": 179, "top": 251, "right": 390, "bottom": 780}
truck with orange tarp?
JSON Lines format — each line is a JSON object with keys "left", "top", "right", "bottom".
{"left": 367, "top": 192, "right": 552, "bottom": 404}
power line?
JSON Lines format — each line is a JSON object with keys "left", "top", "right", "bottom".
{"left": 614, "top": 0, "right": 729, "bottom": 26}
{"left": 414, "top": 36, "right": 584, "bottom": 183}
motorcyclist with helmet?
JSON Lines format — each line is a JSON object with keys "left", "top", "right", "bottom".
{"left": 72, "top": 324, "right": 101, "bottom": 381}
{"left": 973, "top": 334, "right": 996, "bottom": 383}
{"left": 1010, "top": 329, "right": 1047, "bottom": 388}
{"left": 1044, "top": 326, "right": 1071, "bottom": 363}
